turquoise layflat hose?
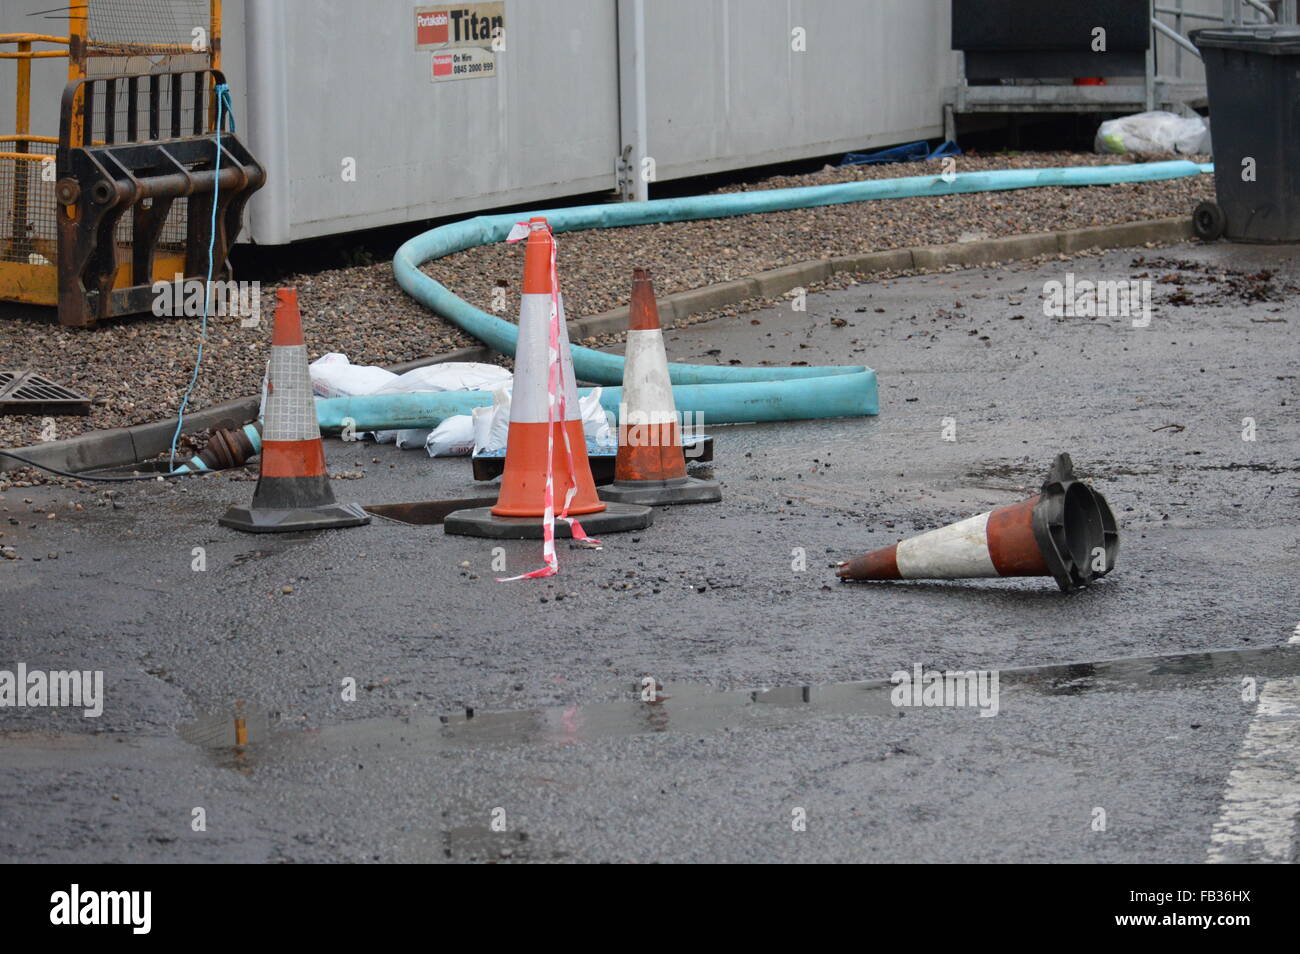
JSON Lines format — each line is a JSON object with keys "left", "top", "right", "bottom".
{"left": 314, "top": 159, "right": 1212, "bottom": 431}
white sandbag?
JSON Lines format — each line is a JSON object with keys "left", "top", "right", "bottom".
{"left": 394, "top": 429, "right": 432, "bottom": 450}
{"left": 470, "top": 384, "right": 612, "bottom": 455}
{"left": 371, "top": 430, "right": 398, "bottom": 444}
{"left": 581, "top": 387, "right": 613, "bottom": 444}
{"left": 425, "top": 415, "right": 475, "bottom": 456}
{"left": 473, "top": 385, "right": 513, "bottom": 454}
{"left": 1095, "top": 111, "right": 1210, "bottom": 156}
{"left": 471, "top": 404, "right": 496, "bottom": 455}
{"left": 372, "top": 362, "right": 511, "bottom": 395}
{"left": 308, "top": 352, "right": 398, "bottom": 399}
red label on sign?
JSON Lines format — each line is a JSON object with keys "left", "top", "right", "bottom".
{"left": 432, "top": 53, "right": 453, "bottom": 77}
{"left": 417, "top": 10, "right": 449, "bottom": 45}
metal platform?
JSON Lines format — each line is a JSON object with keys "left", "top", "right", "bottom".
{"left": 953, "top": 80, "right": 1207, "bottom": 115}
{"left": 946, "top": 0, "right": 1291, "bottom": 122}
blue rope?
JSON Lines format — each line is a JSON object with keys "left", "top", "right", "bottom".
{"left": 169, "top": 82, "right": 234, "bottom": 470}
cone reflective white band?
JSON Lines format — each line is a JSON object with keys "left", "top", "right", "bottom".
{"left": 262, "top": 344, "right": 320, "bottom": 442}
{"left": 511, "top": 293, "right": 582, "bottom": 424}
{"left": 622, "top": 328, "right": 678, "bottom": 426}
{"left": 895, "top": 511, "right": 998, "bottom": 579}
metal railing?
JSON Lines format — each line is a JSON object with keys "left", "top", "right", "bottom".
{"left": 1153, "top": 0, "right": 1298, "bottom": 82}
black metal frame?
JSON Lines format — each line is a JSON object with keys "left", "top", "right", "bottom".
{"left": 55, "top": 69, "right": 265, "bottom": 327}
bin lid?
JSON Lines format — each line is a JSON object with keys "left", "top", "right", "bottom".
{"left": 1191, "top": 26, "right": 1300, "bottom": 54}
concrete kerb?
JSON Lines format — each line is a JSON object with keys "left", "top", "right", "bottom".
{"left": 4, "top": 216, "right": 1192, "bottom": 476}
{"left": 1, "top": 345, "right": 493, "bottom": 476}
{"left": 570, "top": 216, "right": 1191, "bottom": 338}
{"left": 1057, "top": 218, "right": 1192, "bottom": 253}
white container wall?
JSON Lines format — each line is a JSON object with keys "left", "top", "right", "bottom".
{"left": 231, "top": 0, "right": 958, "bottom": 243}
{"left": 7, "top": 1, "right": 1233, "bottom": 246}
{"left": 237, "top": 0, "right": 621, "bottom": 243}
{"left": 641, "top": 0, "right": 954, "bottom": 180}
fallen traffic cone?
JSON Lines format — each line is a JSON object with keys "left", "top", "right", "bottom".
{"left": 219, "top": 289, "right": 369, "bottom": 533}
{"left": 838, "top": 454, "right": 1117, "bottom": 592}
{"left": 600, "top": 269, "right": 721, "bottom": 506}
{"left": 444, "top": 217, "right": 652, "bottom": 540}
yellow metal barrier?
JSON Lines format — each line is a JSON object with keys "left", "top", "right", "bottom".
{"left": 0, "top": 0, "right": 223, "bottom": 312}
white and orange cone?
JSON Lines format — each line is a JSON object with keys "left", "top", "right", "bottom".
{"left": 444, "top": 217, "right": 651, "bottom": 547}
{"left": 837, "top": 454, "right": 1118, "bottom": 592}
{"left": 220, "top": 288, "right": 369, "bottom": 533}
{"left": 600, "top": 269, "right": 721, "bottom": 506}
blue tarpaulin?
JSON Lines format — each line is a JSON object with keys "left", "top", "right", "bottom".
{"left": 841, "top": 140, "right": 963, "bottom": 166}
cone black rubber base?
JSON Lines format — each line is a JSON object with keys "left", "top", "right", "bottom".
{"left": 599, "top": 476, "right": 722, "bottom": 506}
{"left": 443, "top": 502, "right": 652, "bottom": 539}
{"left": 219, "top": 502, "right": 370, "bottom": 534}
{"left": 1030, "top": 453, "right": 1119, "bottom": 592}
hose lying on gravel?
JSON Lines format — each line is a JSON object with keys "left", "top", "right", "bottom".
{"left": 317, "top": 373, "right": 876, "bottom": 432}
{"left": 317, "top": 160, "right": 1212, "bottom": 431}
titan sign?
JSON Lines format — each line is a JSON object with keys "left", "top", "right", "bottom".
{"left": 415, "top": 3, "right": 505, "bottom": 51}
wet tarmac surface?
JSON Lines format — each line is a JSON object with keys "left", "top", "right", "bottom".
{"left": 1, "top": 242, "right": 1297, "bottom": 862}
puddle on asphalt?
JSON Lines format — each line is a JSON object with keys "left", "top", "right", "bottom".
{"left": 176, "top": 646, "right": 1300, "bottom": 768}
{"left": 178, "top": 700, "right": 272, "bottom": 773}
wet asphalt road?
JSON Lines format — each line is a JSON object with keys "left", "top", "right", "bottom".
{"left": 1, "top": 241, "right": 1297, "bottom": 863}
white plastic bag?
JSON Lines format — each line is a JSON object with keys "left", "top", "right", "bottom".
{"left": 372, "top": 362, "right": 511, "bottom": 395}
{"left": 308, "top": 352, "right": 398, "bottom": 399}
{"left": 425, "top": 415, "right": 475, "bottom": 456}
{"left": 1095, "top": 111, "right": 1210, "bottom": 156}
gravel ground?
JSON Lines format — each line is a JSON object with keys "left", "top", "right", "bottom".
{"left": 0, "top": 150, "right": 1211, "bottom": 460}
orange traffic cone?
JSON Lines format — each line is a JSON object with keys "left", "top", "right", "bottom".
{"left": 219, "top": 289, "right": 369, "bottom": 533}
{"left": 444, "top": 217, "right": 652, "bottom": 540}
{"left": 837, "top": 454, "right": 1118, "bottom": 592}
{"left": 601, "top": 269, "right": 721, "bottom": 506}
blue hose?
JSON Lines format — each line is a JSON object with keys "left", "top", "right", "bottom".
{"left": 345, "top": 159, "right": 1211, "bottom": 431}
{"left": 171, "top": 423, "right": 263, "bottom": 473}
{"left": 317, "top": 373, "right": 878, "bottom": 431}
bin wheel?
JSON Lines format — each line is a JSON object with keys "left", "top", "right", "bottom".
{"left": 1193, "top": 200, "right": 1226, "bottom": 241}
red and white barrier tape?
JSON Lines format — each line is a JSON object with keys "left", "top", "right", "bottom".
{"left": 499, "top": 221, "right": 600, "bottom": 581}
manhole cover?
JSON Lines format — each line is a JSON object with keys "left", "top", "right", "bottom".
{"left": 364, "top": 496, "right": 499, "bottom": 525}
{"left": 0, "top": 370, "right": 91, "bottom": 416}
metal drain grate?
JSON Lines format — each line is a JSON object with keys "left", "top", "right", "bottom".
{"left": 0, "top": 370, "right": 92, "bottom": 416}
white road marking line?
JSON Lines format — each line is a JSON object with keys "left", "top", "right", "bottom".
{"left": 1207, "top": 627, "right": 1300, "bottom": 863}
